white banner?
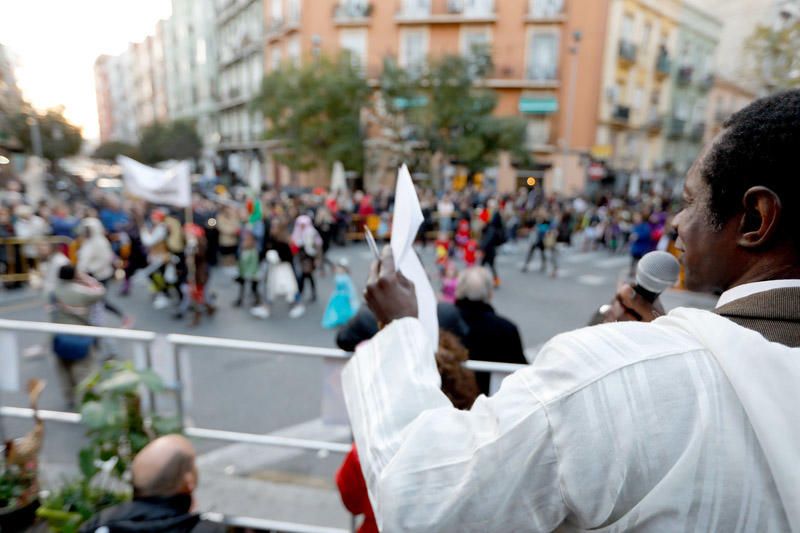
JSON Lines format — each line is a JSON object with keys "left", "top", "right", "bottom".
{"left": 118, "top": 156, "right": 192, "bottom": 208}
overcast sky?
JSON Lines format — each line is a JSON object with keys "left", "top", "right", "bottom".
{"left": 2, "top": 0, "right": 172, "bottom": 141}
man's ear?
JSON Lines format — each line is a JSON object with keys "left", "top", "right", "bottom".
{"left": 738, "top": 186, "right": 782, "bottom": 248}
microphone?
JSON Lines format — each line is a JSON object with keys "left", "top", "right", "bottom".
{"left": 588, "top": 250, "right": 680, "bottom": 325}
{"left": 633, "top": 251, "right": 681, "bottom": 303}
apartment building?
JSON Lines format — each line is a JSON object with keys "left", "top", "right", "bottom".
{"left": 259, "top": 0, "right": 612, "bottom": 190}
{"left": 215, "top": 0, "right": 265, "bottom": 161}
{"left": 663, "top": 1, "right": 721, "bottom": 178}
{"left": 94, "top": 52, "right": 138, "bottom": 144}
{"left": 130, "top": 22, "right": 170, "bottom": 132}
{"left": 165, "top": 0, "right": 219, "bottom": 149}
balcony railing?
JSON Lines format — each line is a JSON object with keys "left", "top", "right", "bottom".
{"left": 677, "top": 66, "right": 693, "bottom": 86}
{"left": 334, "top": 1, "right": 373, "bottom": 20}
{"left": 667, "top": 117, "right": 686, "bottom": 138}
{"left": 612, "top": 105, "right": 631, "bottom": 124}
{"left": 446, "top": 0, "right": 494, "bottom": 16}
{"left": 618, "top": 39, "right": 638, "bottom": 64}
{"left": 526, "top": 64, "right": 558, "bottom": 82}
{"left": 396, "top": 0, "right": 495, "bottom": 22}
{"left": 527, "top": 0, "right": 565, "bottom": 19}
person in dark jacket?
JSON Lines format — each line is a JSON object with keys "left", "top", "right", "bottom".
{"left": 79, "top": 435, "right": 223, "bottom": 533}
{"left": 455, "top": 266, "right": 527, "bottom": 396}
{"left": 479, "top": 209, "right": 505, "bottom": 287}
{"left": 336, "top": 302, "right": 468, "bottom": 352}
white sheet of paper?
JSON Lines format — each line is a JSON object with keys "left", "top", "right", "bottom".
{"left": 391, "top": 165, "right": 439, "bottom": 350}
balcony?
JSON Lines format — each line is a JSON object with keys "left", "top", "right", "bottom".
{"left": 655, "top": 52, "right": 671, "bottom": 78}
{"left": 618, "top": 39, "right": 637, "bottom": 66}
{"left": 611, "top": 104, "right": 631, "bottom": 125}
{"left": 646, "top": 112, "right": 663, "bottom": 134}
{"left": 677, "top": 66, "right": 693, "bottom": 86}
{"left": 667, "top": 117, "right": 686, "bottom": 139}
{"left": 526, "top": 0, "right": 566, "bottom": 22}
{"left": 396, "top": 0, "right": 496, "bottom": 24}
{"left": 689, "top": 122, "right": 706, "bottom": 142}
{"left": 525, "top": 64, "right": 558, "bottom": 83}
{"left": 698, "top": 73, "right": 714, "bottom": 92}
{"left": 334, "top": 2, "right": 372, "bottom": 25}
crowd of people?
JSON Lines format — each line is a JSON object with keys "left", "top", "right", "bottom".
{"left": 0, "top": 168, "right": 683, "bottom": 408}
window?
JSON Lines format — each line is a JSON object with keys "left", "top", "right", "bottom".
{"left": 288, "top": 0, "right": 301, "bottom": 24}
{"left": 271, "top": 0, "right": 283, "bottom": 24}
{"left": 288, "top": 36, "right": 301, "bottom": 67}
{"left": 270, "top": 47, "right": 282, "bottom": 71}
{"left": 641, "top": 23, "right": 651, "bottom": 56}
{"left": 463, "top": 0, "right": 494, "bottom": 17}
{"left": 529, "top": 0, "right": 563, "bottom": 18}
{"left": 621, "top": 14, "right": 634, "bottom": 41}
{"left": 461, "top": 27, "right": 491, "bottom": 67}
{"left": 525, "top": 118, "right": 551, "bottom": 148}
{"left": 400, "top": 29, "right": 428, "bottom": 74}
{"left": 403, "top": 0, "right": 431, "bottom": 17}
{"left": 526, "top": 31, "right": 558, "bottom": 81}
{"left": 340, "top": 29, "right": 367, "bottom": 71}
{"left": 633, "top": 87, "right": 644, "bottom": 110}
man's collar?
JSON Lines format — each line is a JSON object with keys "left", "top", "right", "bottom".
{"left": 716, "top": 279, "right": 800, "bottom": 309}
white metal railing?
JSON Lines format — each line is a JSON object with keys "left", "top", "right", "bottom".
{"left": 0, "top": 319, "right": 527, "bottom": 533}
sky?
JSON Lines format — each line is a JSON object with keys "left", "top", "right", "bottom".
{"left": 2, "top": 0, "right": 172, "bottom": 141}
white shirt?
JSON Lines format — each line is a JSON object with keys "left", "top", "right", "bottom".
{"left": 716, "top": 279, "right": 800, "bottom": 308}
{"left": 342, "top": 309, "right": 799, "bottom": 532}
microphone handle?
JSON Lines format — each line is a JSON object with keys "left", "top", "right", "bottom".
{"left": 633, "top": 284, "right": 659, "bottom": 303}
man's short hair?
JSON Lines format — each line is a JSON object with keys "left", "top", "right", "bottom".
{"left": 700, "top": 89, "right": 800, "bottom": 248}
{"left": 455, "top": 267, "right": 493, "bottom": 302}
{"left": 133, "top": 449, "right": 194, "bottom": 498}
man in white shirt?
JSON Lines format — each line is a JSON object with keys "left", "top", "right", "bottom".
{"left": 342, "top": 91, "right": 800, "bottom": 531}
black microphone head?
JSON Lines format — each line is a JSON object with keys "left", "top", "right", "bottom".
{"left": 636, "top": 251, "right": 680, "bottom": 295}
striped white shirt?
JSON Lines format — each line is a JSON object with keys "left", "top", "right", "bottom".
{"left": 342, "top": 308, "right": 798, "bottom": 532}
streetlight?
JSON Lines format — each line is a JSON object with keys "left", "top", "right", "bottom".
{"left": 559, "top": 30, "right": 582, "bottom": 195}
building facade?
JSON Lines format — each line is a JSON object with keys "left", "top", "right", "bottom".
{"left": 259, "top": 0, "right": 601, "bottom": 191}
{"left": 94, "top": 52, "right": 138, "bottom": 145}
{"left": 130, "top": 24, "right": 169, "bottom": 132}
{"left": 662, "top": 1, "right": 721, "bottom": 179}
{"left": 0, "top": 43, "right": 24, "bottom": 162}
{"left": 165, "top": 0, "right": 219, "bottom": 150}
{"left": 215, "top": 0, "right": 265, "bottom": 166}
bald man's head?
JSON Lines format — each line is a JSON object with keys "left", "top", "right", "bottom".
{"left": 132, "top": 435, "right": 197, "bottom": 499}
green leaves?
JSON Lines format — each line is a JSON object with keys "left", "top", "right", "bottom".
{"left": 746, "top": 21, "right": 800, "bottom": 92}
{"left": 254, "top": 54, "right": 370, "bottom": 174}
{"left": 138, "top": 119, "right": 202, "bottom": 164}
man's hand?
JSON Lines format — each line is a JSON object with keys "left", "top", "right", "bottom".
{"left": 606, "top": 283, "right": 665, "bottom": 323}
{"left": 364, "top": 246, "right": 418, "bottom": 327}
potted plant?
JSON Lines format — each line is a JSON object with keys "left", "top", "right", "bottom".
{"left": 0, "top": 379, "right": 45, "bottom": 532}
{"left": 37, "top": 361, "right": 180, "bottom": 531}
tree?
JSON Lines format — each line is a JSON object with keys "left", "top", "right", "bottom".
{"left": 746, "top": 19, "right": 800, "bottom": 92}
{"left": 9, "top": 106, "right": 83, "bottom": 161}
{"left": 92, "top": 141, "right": 140, "bottom": 162}
{"left": 138, "top": 119, "right": 201, "bottom": 164}
{"left": 382, "top": 50, "right": 529, "bottom": 174}
{"left": 254, "top": 54, "right": 371, "bottom": 174}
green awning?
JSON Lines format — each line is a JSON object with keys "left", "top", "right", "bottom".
{"left": 393, "top": 96, "right": 428, "bottom": 109}
{"left": 519, "top": 97, "right": 558, "bottom": 114}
